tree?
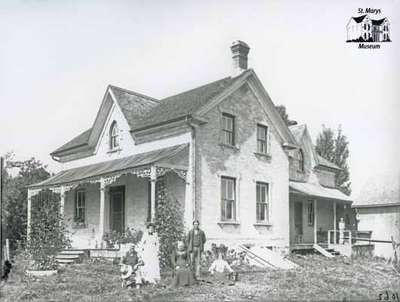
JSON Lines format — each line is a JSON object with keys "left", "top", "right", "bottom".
{"left": 275, "top": 105, "right": 298, "bottom": 126}
{"left": 2, "top": 153, "right": 50, "bottom": 252}
{"left": 315, "top": 125, "right": 351, "bottom": 195}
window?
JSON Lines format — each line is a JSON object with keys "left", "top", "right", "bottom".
{"left": 75, "top": 189, "right": 86, "bottom": 224}
{"left": 368, "top": 24, "right": 370, "bottom": 30}
{"left": 307, "top": 201, "right": 314, "bottom": 226}
{"left": 110, "top": 121, "right": 119, "bottom": 149}
{"left": 296, "top": 149, "right": 304, "bottom": 172}
{"left": 257, "top": 124, "right": 268, "bottom": 154}
{"left": 364, "top": 33, "right": 367, "bottom": 39}
{"left": 256, "top": 182, "right": 269, "bottom": 222}
{"left": 222, "top": 113, "right": 235, "bottom": 146}
{"left": 221, "top": 177, "right": 236, "bottom": 221}
{"left": 364, "top": 24, "right": 367, "bottom": 30}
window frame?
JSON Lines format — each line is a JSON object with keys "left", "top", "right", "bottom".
{"left": 221, "top": 113, "right": 235, "bottom": 146}
{"left": 256, "top": 182, "right": 269, "bottom": 223}
{"left": 296, "top": 149, "right": 305, "bottom": 172}
{"left": 74, "top": 189, "right": 86, "bottom": 225}
{"left": 220, "top": 176, "right": 237, "bottom": 221}
{"left": 109, "top": 121, "right": 119, "bottom": 150}
{"left": 257, "top": 124, "right": 269, "bottom": 154}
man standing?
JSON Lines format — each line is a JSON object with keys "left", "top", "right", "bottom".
{"left": 186, "top": 220, "right": 206, "bottom": 279}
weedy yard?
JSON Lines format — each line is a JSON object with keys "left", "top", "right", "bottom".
{"left": 1, "top": 254, "right": 399, "bottom": 302}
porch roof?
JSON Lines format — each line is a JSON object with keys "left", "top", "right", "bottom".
{"left": 30, "top": 144, "right": 188, "bottom": 188}
{"left": 289, "top": 181, "right": 352, "bottom": 203}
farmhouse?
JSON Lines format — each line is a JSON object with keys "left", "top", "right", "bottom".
{"left": 28, "top": 41, "right": 353, "bottom": 255}
{"left": 346, "top": 14, "right": 391, "bottom": 42}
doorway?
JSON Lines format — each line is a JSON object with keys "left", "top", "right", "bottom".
{"left": 109, "top": 186, "right": 125, "bottom": 234}
{"left": 294, "top": 202, "right": 303, "bottom": 243}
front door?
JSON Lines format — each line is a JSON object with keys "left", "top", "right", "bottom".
{"left": 294, "top": 202, "right": 303, "bottom": 243}
{"left": 110, "top": 186, "right": 125, "bottom": 234}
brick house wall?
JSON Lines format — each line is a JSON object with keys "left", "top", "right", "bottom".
{"left": 195, "top": 84, "right": 290, "bottom": 250}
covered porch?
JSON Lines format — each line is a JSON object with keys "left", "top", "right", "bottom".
{"left": 289, "top": 181, "right": 354, "bottom": 252}
{"left": 27, "top": 144, "right": 192, "bottom": 250}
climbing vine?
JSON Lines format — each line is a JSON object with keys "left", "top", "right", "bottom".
{"left": 154, "top": 177, "right": 185, "bottom": 270}
{"left": 26, "top": 189, "right": 71, "bottom": 270}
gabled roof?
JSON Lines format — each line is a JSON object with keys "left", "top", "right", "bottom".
{"left": 372, "top": 18, "right": 386, "bottom": 25}
{"left": 109, "top": 85, "right": 160, "bottom": 130}
{"left": 353, "top": 15, "right": 367, "bottom": 23}
{"left": 288, "top": 124, "right": 306, "bottom": 143}
{"left": 132, "top": 76, "right": 238, "bottom": 131}
{"left": 51, "top": 85, "right": 159, "bottom": 156}
{"left": 52, "top": 69, "right": 297, "bottom": 158}
{"left": 52, "top": 128, "right": 92, "bottom": 155}
{"left": 289, "top": 124, "right": 341, "bottom": 171}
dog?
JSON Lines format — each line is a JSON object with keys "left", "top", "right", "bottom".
{"left": 1, "top": 260, "right": 12, "bottom": 282}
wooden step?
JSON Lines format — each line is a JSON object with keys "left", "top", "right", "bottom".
{"left": 56, "top": 254, "right": 81, "bottom": 260}
{"left": 56, "top": 259, "right": 75, "bottom": 264}
{"left": 59, "top": 250, "right": 85, "bottom": 255}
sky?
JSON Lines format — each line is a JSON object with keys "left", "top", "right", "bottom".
{"left": 0, "top": 0, "right": 399, "bottom": 199}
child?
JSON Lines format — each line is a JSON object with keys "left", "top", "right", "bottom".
{"left": 208, "top": 247, "right": 236, "bottom": 284}
{"left": 120, "top": 246, "right": 144, "bottom": 289}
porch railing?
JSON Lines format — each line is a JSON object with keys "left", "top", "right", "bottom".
{"left": 328, "top": 229, "right": 352, "bottom": 246}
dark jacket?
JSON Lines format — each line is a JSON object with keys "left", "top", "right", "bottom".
{"left": 186, "top": 229, "right": 206, "bottom": 252}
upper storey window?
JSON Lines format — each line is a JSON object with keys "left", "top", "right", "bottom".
{"left": 296, "top": 149, "right": 305, "bottom": 172}
{"left": 257, "top": 124, "right": 268, "bottom": 154}
{"left": 222, "top": 113, "right": 235, "bottom": 146}
{"left": 110, "top": 121, "right": 119, "bottom": 150}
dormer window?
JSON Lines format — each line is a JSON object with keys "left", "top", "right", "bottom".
{"left": 296, "top": 149, "right": 304, "bottom": 172}
{"left": 110, "top": 121, "right": 119, "bottom": 149}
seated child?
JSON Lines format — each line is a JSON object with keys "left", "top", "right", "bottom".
{"left": 208, "top": 247, "right": 236, "bottom": 284}
{"left": 120, "top": 246, "right": 144, "bottom": 289}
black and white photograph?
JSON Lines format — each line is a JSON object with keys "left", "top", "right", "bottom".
{"left": 0, "top": 1, "right": 399, "bottom": 301}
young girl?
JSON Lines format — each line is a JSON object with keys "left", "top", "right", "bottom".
{"left": 208, "top": 247, "right": 236, "bottom": 284}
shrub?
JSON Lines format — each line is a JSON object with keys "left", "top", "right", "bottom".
{"left": 154, "top": 177, "right": 185, "bottom": 270}
{"left": 26, "top": 189, "right": 71, "bottom": 270}
{"left": 102, "top": 228, "right": 143, "bottom": 248}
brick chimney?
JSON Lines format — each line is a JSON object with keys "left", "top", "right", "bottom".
{"left": 230, "top": 40, "right": 250, "bottom": 76}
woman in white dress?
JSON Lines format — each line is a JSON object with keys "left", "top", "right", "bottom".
{"left": 138, "top": 223, "right": 161, "bottom": 284}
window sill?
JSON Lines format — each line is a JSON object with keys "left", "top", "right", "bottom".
{"left": 217, "top": 221, "right": 240, "bottom": 226}
{"left": 254, "top": 152, "right": 272, "bottom": 161}
{"left": 107, "top": 148, "right": 122, "bottom": 154}
{"left": 219, "top": 143, "right": 240, "bottom": 151}
{"left": 254, "top": 222, "right": 272, "bottom": 227}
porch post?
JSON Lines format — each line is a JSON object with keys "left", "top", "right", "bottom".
{"left": 314, "top": 199, "right": 317, "bottom": 244}
{"left": 27, "top": 190, "right": 32, "bottom": 241}
{"left": 60, "top": 186, "right": 66, "bottom": 217}
{"left": 333, "top": 201, "right": 337, "bottom": 244}
{"left": 150, "top": 165, "right": 156, "bottom": 222}
{"left": 99, "top": 179, "right": 106, "bottom": 248}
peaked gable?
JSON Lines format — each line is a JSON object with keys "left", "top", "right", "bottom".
{"left": 52, "top": 85, "right": 159, "bottom": 158}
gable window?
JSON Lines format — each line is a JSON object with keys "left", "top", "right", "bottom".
{"left": 307, "top": 201, "right": 314, "bottom": 226}
{"left": 222, "top": 113, "right": 235, "bottom": 146}
{"left": 221, "top": 177, "right": 236, "bottom": 221}
{"left": 75, "top": 189, "right": 86, "bottom": 224}
{"left": 296, "top": 149, "right": 304, "bottom": 172}
{"left": 257, "top": 124, "right": 268, "bottom": 154}
{"left": 256, "top": 182, "right": 269, "bottom": 223}
{"left": 110, "top": 121, "right": 119, "bottom": 149}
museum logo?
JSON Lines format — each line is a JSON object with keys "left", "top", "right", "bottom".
{"left": 346, "top": 8, "right": 391, "bottom": 49}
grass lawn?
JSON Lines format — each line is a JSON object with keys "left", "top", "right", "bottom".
{"left": 1, "top": 254, "right": 399, "bottom": 301}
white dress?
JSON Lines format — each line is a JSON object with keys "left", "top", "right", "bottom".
{"left": 138, "top": 231, "right": 161, "bottom": 283}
